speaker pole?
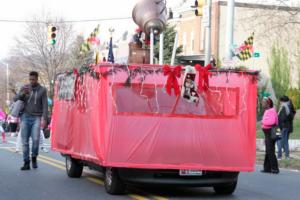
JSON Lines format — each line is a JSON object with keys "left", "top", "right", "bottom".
{"left": 159, "top": 33, "right": 164, "bottom": 65}
{"left": 150, "top": 29, "right": 154, "bottom": 64}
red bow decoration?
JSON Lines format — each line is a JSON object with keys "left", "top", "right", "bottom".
{"left": 163, "top": 65, "right": 182, "bottom": 96}
{"left": 195, "top": 64, "right": 212, "bottom": 93}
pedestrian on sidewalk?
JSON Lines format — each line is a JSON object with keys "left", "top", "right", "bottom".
{"left": 277, "top": 96, "right": 296, "bottom": 160}
{"left": 261, "top": 97, "right": 280, "bottom": 174}
{"left": 0, "top": 121, "right": 6, "bottom": 143}
{"left": 14, "top": 71, "right": 48, "bottom": 170}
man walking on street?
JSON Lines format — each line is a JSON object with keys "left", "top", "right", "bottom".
{"left": 14, "top": 71, "right": 48, "bottom": 170}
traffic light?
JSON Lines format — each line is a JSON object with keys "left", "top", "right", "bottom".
{"left": 192, "top": 0, "right": 204, "bottom": 16}
{"left": 48, "top": 25, "right": 57, "bottom": 45}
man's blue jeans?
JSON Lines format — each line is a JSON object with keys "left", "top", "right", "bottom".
{"left": 20, "top": 114, "right": 41, "bottom": 162}
{"left": 277, "top": 128, "right": 290, "bottom": 158}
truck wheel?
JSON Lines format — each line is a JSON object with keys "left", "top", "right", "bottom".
{"left": 65, "top": 156, "right": 83, "bottom": 178}
{"left": 104, "top": 167, "right": 126, "bottom": 195}
{"left": 213, "top": 181, "right": 237, "bottom": 195}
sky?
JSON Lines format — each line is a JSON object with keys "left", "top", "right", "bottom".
{"left": 0, "top": 0, "right": 180, "bottom": 59}
{"left": 0, "top": 0, "right": 297, "bottom": 59}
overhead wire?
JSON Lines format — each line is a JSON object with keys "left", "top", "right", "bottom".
{"left": 0, "top": 17, "right": 132, "bottom": 24}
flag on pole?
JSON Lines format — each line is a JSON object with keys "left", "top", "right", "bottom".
{"left": 107, "top": 37, "right": 114, "bottom": 63}
{"left": 88, "top": 25, "right": 100, "bottom": 45}
{"left": 80, "top": 41, "right": 91, "bottom": 55}
{"left": 237, "top": 32, "right": 254, "bottom": 61}
{"left": 80, "top": 25, "right": 100, "bottom": 55}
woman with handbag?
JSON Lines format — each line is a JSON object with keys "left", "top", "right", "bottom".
{"left": 261, "top": 97, "right": 280, "bottom": 174}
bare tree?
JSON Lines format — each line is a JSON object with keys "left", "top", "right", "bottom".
{"left": 9, "top": 16, "right": 75, "bottom": 99}
{"left": 238, "top": 0, "right": 300, "bottom": 50}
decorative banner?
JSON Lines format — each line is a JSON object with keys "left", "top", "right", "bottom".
{"left": 163, "top": 65, "right": 182, "bottom": 96}
{"left": 57, "top": 74, "right": 77, "bottom": 100}
{"left": 181, "top": 66, "right": 199, "bottom": 103}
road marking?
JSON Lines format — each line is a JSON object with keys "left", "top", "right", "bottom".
{"left": 130, "top": 188, "right": 168, "bottom": 200}
{"left": 37, "top": 157, "right": 66, "bottom": 171}
{"left": 153, "top": 196, "right": 169, "bottom": 200}
{"left": 0, "top": 146, "right": 14, "bottom": 149}
{"left": 2, "top": 147, "right": 167, "bottom": 200}
{"left": 128, "top": 194, "right": 150, "bottom": 200}
{"left": 4, "top": 147, "right": 66, "bottom": 171}
{"left": 86, "top": 177, "right": 104, "bottom": 185}
{"left": 39, "top": 154, "right": 65, "bottom": 166}
{"left": 7, "top": 140, "right": 51, "bottom": 147}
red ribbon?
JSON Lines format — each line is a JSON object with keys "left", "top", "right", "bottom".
{"left": 163, "top": 65, "right": 182, "bottom": 96}
{"left": 195, "top": 64, "right": 212, "bottom": 93}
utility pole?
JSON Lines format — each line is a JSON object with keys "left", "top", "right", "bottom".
{"left": 225, "top": 0, "right": 235, "bottom": 61}
{"left": 204, "top": 0, "right": 212, "bottom": 65}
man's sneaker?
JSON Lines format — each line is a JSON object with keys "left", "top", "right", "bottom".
{"left": 32, "top": 157, "right": 38, "bottom": 169}
{"left": 278, "top": 157, "right": 282, "bottom": 161}
{"left": 20, "top": 161, "right": 30, "bottom": 170}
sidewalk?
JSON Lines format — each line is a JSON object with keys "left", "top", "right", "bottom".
{"left": 257, "top": 150, "right": 300, "bottom": 170}
{"left": 256, "top": 139, "right": 300, "bottom": 151}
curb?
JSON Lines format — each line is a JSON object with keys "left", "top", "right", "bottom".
{"left": 256, "top": 139, "right": 300, "bottom": 152}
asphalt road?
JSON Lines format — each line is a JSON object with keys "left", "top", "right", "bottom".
{"left": 1, "top": 136, "right": 300, "bottom": 200}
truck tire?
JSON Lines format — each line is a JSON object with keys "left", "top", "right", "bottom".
{"left": 104, "top": 167, "right": 126, "bottom": 195}
{"left": 213, "top": 181, "right": 237, "bottom": 195}
{"left": 65, "top": 156, "right": 83, "bottom": 178}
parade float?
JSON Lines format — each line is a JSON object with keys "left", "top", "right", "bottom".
{"left": 51, "top": 0, "right": 258, "bottom": 195}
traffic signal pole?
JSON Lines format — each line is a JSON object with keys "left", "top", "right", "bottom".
{"left": 225, "top": 0, "right": 235, "bottom": 61}
{"left": 204, "top": 0, "right": 212, "bottom": 65}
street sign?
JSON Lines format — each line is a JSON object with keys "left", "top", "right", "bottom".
{"left": 253, "top": 52, "right": 260, "bottom": 58}
{"left": 202, "top": 5, "right": 211, "bottom": 27}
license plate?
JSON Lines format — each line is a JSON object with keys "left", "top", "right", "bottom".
{"left": 179, "top": 169, "right": 202, "bottom": 176}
